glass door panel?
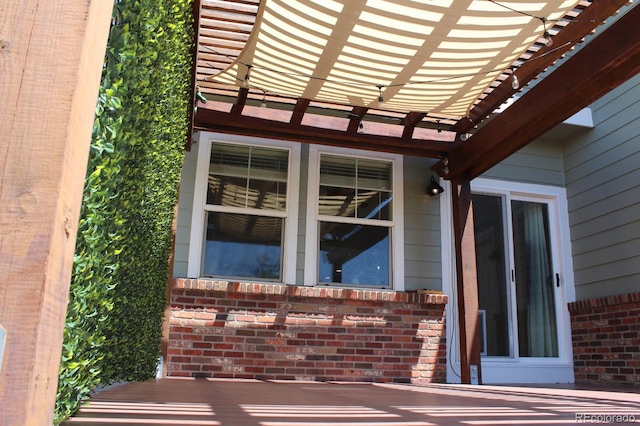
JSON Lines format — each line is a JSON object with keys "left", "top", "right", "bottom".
{"left": 472, "top": 194, "right": 560, "bottom": 359}
{"left": 472, "top": 194, "right": 511, "bottom": 357}
{"left": 511, "top": 200, "right": 559, "bottom": 357}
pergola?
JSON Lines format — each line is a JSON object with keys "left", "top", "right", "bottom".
{"left": 191, "top": 0, "right": 640, "bottom": 383}
{"left": 2, "top": 0, "right": 640, "bottom": 423}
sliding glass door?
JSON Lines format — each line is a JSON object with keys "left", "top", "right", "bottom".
{"left": 472, "top": 193, "right": 560, "bottom": 360}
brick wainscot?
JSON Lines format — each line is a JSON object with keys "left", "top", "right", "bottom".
{"left": 569, "top": 292, "right": 640, "bottom": 388}
{"left": 168, "top": 279, "right": 448, "bottom": 384}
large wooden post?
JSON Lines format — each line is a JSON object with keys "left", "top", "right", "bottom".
{"left": 0, "top": 1, "right": 112, "bottom": 424}
{"left": 450, "top": 177, "right": 482, "bottom": 384}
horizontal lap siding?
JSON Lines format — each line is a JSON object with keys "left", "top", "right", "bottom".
{"left": 563, "top": 74, "right": 640, "bottom": 299}
{"left": 173, "top": 144, "right": 198, "bottom": 278}
{"left": 403, "top": 157, "right": 442, "bottom": 291}
{"left": 481, "top": 140, "right": 565, "bottom": 186}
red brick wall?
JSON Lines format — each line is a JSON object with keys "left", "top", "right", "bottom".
{"left": 569, "top": 292, "right": 640, "bottom": 388}
{"left": 168, "top": 279, "right": 448, "bottom": 384}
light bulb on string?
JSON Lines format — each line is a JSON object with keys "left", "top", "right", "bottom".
{"left": 260, "top": 91, "right": 267, "bottom": 108}
{"left": 511, "top": 69, "right": 520, "bottom": 90}
{"left": 541, "top": 17, "right": 553, "bottom": 47}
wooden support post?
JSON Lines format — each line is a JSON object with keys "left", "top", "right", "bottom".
{"left": 450, "top": 177, "right": 482, "bottom": 384}
{"left": 0, "top": 1, "right": 112, "bottom": 424}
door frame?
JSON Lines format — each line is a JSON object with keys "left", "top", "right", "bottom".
{"left": 441, "top": 178, "right": 576, "bottom": 384}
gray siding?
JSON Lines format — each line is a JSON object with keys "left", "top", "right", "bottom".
{"left": 295, "top": 144, "right": 309, "bottom": 285}
{"left": 403, "top": 156, "right": 442, "bottom": 291}
{"left": 173, "top": 142, "right": 198, "bottom": 278}
{"left": 563, "top": 73, "right": 640, "bottom": 300}
{"left": 482, "top": 139, "right": 565, "bottom": 186}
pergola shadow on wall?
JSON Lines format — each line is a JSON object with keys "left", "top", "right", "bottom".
{"left": 190, "top": 0, "right": 640, "bottom": 383}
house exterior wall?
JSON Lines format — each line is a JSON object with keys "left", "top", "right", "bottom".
{"left": 563, "top": 74, "right": 640, "bottom": 301}
{"left": 568, "top": 292, "right": 640, "bottom": 388}
{"left": 561, "top": 73, "right": 640, "bottom": 387}
{"left": 482, "top": 139, "right": 565, "bottom": 186}
{"left": 403, "top": 156, "right": 442, "bottom": 292}
{"left": 172, "top": 71, "right": 640, "bottom": 385}
{"left": 173, "top": 141, "right": 198, "bottom": 278}
{"left": 173, "top": 139, "right": 442, "bottom": 290}
{"left": 170, "top": 137, "right": 447, "bottom": 382}
{"left": 167, "top": 278, "right": 447, "bottom": 383}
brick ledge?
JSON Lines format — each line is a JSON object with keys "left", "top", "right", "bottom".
{"left": 174, "top": 278, "right": 447, "bottom": 305}
{"left": 568, "top": 291, "right": 640, "bottom": 312}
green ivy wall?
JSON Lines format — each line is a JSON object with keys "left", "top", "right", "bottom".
{"left": 55, "top": 0, "right": 194, "bottom": 422}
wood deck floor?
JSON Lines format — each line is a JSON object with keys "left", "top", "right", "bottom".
{"left": 63, "top": 378, "right": 640, "bottom": 426}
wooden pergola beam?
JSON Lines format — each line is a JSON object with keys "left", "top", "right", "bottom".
{"left": 402, "top": 112, "right": 427, "bottom": 140}
{"left": 451, "top": 178, "right": 482, "bottom": 384}
{"left": 0, "top": 1, "right": 112, "bottom": 424}
{"left": 195, "top": 107, "right": 454, "bottom": 157}
{"left": 230, "top": 86, "right": 249, "bottom": 115}
{"left": 452, "top": 0, "right": 631, "bottom": 135}
{"left": 441, "top": 3, "right": 640, "bottom": 180}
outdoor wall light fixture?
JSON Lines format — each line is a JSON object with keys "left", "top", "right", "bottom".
{"left": 427, "top": 176, "right": 444, "bottom": 196}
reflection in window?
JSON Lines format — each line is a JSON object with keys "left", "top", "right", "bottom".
{"left": 203, "top": 212, "right": 283, "bottom": 280}
{"left": 319, "top": 155, "right": 392, "bottom": 220}
{"left": 202, "top": 142, "right": 290, "bottom": 281}
{"left": 317, "top": 154, "right": 394, "bottom": 287}
{"left": 319, "top": 223, "right": 390, "bottom": 287}
{"left": 207, "top": 144, "right": 288, "bottom": 211}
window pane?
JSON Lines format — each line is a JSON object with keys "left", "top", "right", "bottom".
{"left": 208, "top": 143, "right": 288, "bottom": 210}
{"left": 472, "top": 194, "right": 511, "bottom": 357}
{"left": 203, "top": 212, "right": 283, "bottom": 280}
{"left": 318, "top": 222, "right": 390, "bottom": 287}
{"left": 319, "top": 155, "right": 393, "bottom": 220}
{"left": 320, "top": 155, "right": 356, "bottom": 187}
{"left": 319, "top": 186, "right": 356, "bottom": 218}
{"left": 356, "top": 189, "right": 392, "bottom": 220}
{"left": 246, "top": 179, "right": 287, "bottom": 210}
{"left": 357, "top": 158, "right": 392, "bottom": 191}
{"left": 512, "top": 200, "right": 559, "bottom": 358}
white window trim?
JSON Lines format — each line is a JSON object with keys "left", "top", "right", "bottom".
{"left": 441, "top": 177, "right": 576, "bottom": 384}
{"left": 304, "top": 145, "right": 405, "bottom": 290}
{"left": 187, "top": 132, "right": 301, "bottom": 284}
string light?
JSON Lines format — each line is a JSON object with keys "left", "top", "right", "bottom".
{"left": 260, "top": 91, "right": 267, "bottom": 108}
{"left": 511, "top": 68, "right": 520, "bottom": 90}
{"left": 541, "top": 17, "right": 553, "bottom": 47}
{"left": 377, "top": 85, "right": 385, "bottom": 108}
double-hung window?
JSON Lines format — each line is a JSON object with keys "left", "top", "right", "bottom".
{"left": 189, "top": 134, "right": 300, "bottom": 283}
{"left": 304, "top": 146, "right": 404, "bottom": 289}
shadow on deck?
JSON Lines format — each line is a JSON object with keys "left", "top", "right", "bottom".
{"left": 63, "top": 378, "right": 640, "bottom": 425}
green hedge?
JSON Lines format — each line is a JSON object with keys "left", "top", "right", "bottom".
{"left": 55, "top": 0, "right": 194, "bottom": 422}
